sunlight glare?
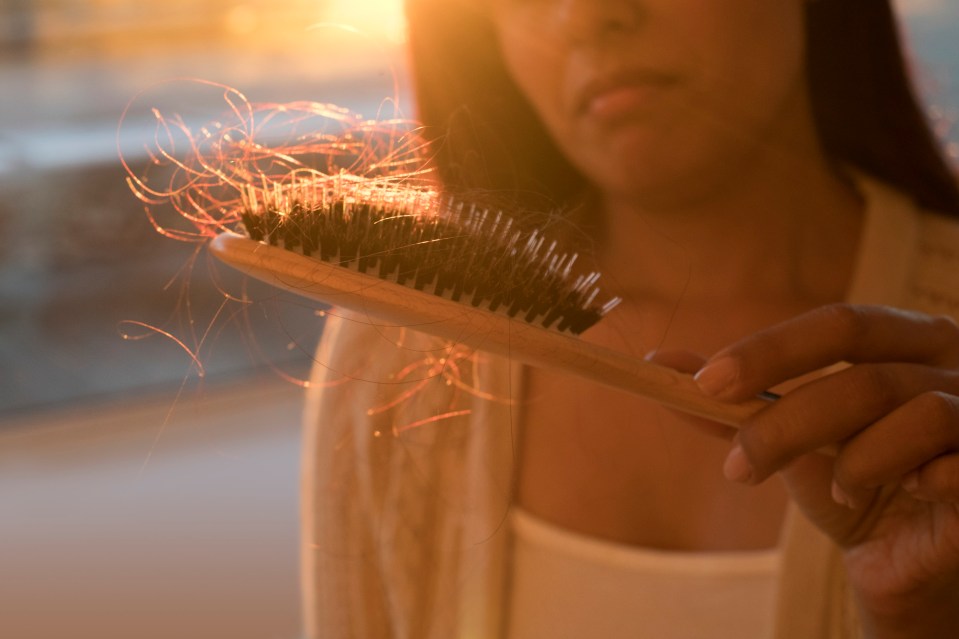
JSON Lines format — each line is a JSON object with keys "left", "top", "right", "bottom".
{"left": 325, "top": 0, "right": 408, "bottom": 44}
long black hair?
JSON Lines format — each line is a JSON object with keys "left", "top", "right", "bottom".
{"left": 405, "top": 0, "right": 959, "bottom": 216}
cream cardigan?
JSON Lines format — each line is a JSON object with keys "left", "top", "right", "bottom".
{"left": 301, "top": 176, "right": 959, "bottom": 639}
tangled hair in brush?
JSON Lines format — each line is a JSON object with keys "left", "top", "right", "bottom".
{"left": 405, "top": 0, "right": 959, "bottom": 217}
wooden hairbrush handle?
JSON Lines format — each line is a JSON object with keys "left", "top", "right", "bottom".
{"left": 210, "top": 232, "right": 771, "bottom": 427}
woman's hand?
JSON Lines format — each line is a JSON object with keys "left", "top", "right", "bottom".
{"left": 694, "top": 303, "right": 959, "bottom": 638}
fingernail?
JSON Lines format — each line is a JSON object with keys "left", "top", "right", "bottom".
{"left": 901, "top": 471, "right": 920, "bottom": 493}
{"left": 723, "top": 444, "right": 753, "bottom": 483}
{"left": 831, "top": 480, "right": 854, "bottom": 509}
{"left": 695, "top": 357, "right": 738, "bottom": 396}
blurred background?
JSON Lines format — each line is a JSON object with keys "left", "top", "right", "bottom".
{"left": 0, "top": 1, "right": 407, "bottom": 638}
{"left": 0, "top": 1, "right": 955, "bottom": 638}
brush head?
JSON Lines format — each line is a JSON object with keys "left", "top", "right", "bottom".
{"left": 236, "top": 179, "right": 620, "bottom": 335}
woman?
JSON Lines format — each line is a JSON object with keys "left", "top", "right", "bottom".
{"left": 302, "top": 1, "right": 959, "bottom": 637}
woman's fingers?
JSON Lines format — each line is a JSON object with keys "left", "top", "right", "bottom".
{"left": 695, "top": 304, "right": 959, "bottom": 402}
{"left": 727, "top": 363, "right": 959, "bottom": 485}
{"left": 903, "top": 452, "right": 959, "bottom": 502}
{"left": 687, "top": 304, "right": 959, "bottom": 506}
{"left": 835, "top": 392, "right": 959, "bottom": 492}
{"left": 645, "top": 349, "right": 740, "bottom": 440}
{"left": 643, "top": 348, "right": 706, "bottom": 374}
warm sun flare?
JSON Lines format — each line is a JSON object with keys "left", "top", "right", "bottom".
{"left": 325, "top": 0, "right": 408, "bottom": 43}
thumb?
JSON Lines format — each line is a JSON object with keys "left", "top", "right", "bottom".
{"left": 643, "top": 349, "right": 707, "bottom": 373}
{"left": 644, "top": 349, "right": 738, "bottom": 441}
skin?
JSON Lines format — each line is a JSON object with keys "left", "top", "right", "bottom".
{"left": 489, "top": 0, "right": 959, "bottom": 636}
{"left": 695, "top": 306, "right": 959, "bottom": 637}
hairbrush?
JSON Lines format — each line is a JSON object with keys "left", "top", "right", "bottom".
{"left": 122, "top": 90, "right": 769, "bottom": 427}
{"left": 208, "top": 179, "right": 772, "bottom": 427}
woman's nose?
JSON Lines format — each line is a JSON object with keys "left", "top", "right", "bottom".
{"left": 553, "top": 0, "right": 645, "bottom": 45}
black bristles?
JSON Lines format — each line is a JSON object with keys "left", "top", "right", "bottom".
{"left": 237, "top": 192, "right": 620, "bottom": 335}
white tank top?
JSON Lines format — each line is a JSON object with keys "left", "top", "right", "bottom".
{"left": 507, "top": 508, "right": 781, "bottom": 639}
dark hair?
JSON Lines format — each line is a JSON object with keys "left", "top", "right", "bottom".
{"left": 807, "top": 1, "right": 959, "bottom": 215}
{"left": 405, "top": 0, "right": 584, "bottom": 210}
{"left": 405, "top": 0, "right": 959, "bottom": 216}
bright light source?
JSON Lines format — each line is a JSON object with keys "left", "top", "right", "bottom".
{"left": 224, "top": 4, "right": 259, "bottom": 37}
{"left": 325, "top": 0, "right": 408, "bottom": 44}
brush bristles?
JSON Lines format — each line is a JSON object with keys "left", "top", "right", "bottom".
{"left": 237, "top": 183, "right": 621, "bottom": 335}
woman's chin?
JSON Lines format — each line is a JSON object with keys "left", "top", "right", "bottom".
{"left": 569, "top": 128, "right": 688, "bottom": 196}
{"left": 572, "top": 130, "right": 753, "bottom": 210}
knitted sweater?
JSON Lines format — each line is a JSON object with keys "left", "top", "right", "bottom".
{"left": 301, "top": 175, "right": 959, "bottom": 638}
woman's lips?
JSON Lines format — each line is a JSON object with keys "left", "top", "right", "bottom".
{"left": 576, "top": 71, "right": 679, "bottom": 121}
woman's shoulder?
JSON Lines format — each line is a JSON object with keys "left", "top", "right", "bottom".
{"left": 918, "top": 208, "right": 959, "bottom": 250}
{"left": 310, "top": 310, "right": 453, "bottom": 386}
{"left": 307, "top": 309, "right": 517, "bottom": 431}
{"left": 911, "top": 209, "right": 959, "bottom": 318}
{"left": 856, "top": 169, "right": 959, "bottom": 246}
{"left": 306, "top": 310, "right": 467, "bottom": 438}
{"left": 852, "top": 170, "right": 959, "bottom": 316}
